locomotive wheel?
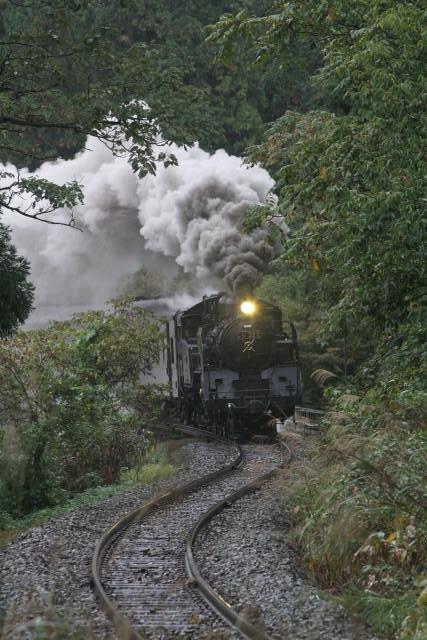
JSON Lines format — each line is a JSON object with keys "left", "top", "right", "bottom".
{"left": 178, "top": 399, "right": 187, "bottom": 425}
{"left": 192, "top": 406, "right": 198, "bottom": 427}
{"left": 206, "top": 404, "right": 215, "bottom": 433}
{"left": 221, "top": 414, "right": 228, "bottom": 439}
{"left": 192, "top": 402, "right": 205, "bottom": 428}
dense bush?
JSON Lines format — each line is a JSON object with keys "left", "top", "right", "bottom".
{"left": 0, "top": 299, "right": 163, "bottom": 521}
{"left": 256, "top": 266, "right": 367, "bottom": 405}
{"left": 0, "top": 222, "right": 34, "bottom": 335}
{"left": 285, "top": 393, "right": 427, "bottom": 638}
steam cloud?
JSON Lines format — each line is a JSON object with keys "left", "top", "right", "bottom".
{"left": 3, "top": 138, "right": 274, "bottom": 306}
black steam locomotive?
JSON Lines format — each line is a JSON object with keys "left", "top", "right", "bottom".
{"left": 166, "top": 293, "right": 301, "bottom": 439}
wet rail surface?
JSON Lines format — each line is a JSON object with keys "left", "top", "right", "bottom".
{"left": 93, "top": 440, "right": 288, "bottom": 639}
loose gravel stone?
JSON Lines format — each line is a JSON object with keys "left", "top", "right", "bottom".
{"left": 194, "top": 444, "right": 379, "bottom": 640}
{"left": 0, "top": 436, "right": 378, "bottom": 640}
{"left": 100, "top": 444, "right": 283, "bottom": 639}
{"left": 0, "top": 440, "right": 235, "bottom": 639}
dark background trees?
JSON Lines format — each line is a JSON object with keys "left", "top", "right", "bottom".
{"left": 0, "top": 0, "right": 318, "bottom": 167}
{"left": 0, "top": 0, "right": 317, "bottom": 332}
{"left": 0, "top": 223, "right": 33, "bottom": 335}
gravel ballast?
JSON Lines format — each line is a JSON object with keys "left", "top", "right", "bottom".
{"left": 1, "top": 437, "right": 378, "bottom": 640}
{"left": 194, "top": 448, "right": 378, "bottom": 640}
{"left": 100, "top": 444, "right": 282, "bottom": 639}
{"left": 0, "top": 440, "right": 235, "bottom": 639}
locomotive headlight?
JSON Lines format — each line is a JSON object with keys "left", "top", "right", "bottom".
{"left": 241, "top": 300, "right": 256, "bottom": 315}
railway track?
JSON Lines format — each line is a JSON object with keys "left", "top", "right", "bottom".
{"left": 92, "top": 436, "right": 290, "bottom": 639}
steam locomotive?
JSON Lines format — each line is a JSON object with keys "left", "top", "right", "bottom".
{"left": 166, "top": 293, "right": 301, "bottom": 439}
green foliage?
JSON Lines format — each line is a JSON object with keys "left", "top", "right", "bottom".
{"left": 0, "top": 0, "right": 207, "bottom": 224}
{"left": 215, "top": 0, "right": 426, "bottom": 353}
{"left": 284, "top": 396, "right": 427, "bottom": 638}
{"left": 0, "top": 299, "right": 163, "bottom": 520}
{"left": 257, "top": 264, "right": 363, "bottom": 404}
{"left": 251, "top": 107, "right": 426, "bottom": 347}
{"left": 359, "top": 314, "right": 427, "bottom": 403}
{"left": 0, "top": 441, "right": 180, "bottom": 548}
{"left": 216, "top": 3, "right": 427, "bottom": 636}
{"left": 337, "top": 591, "right": 424, "bottom": 640}
{"left": 121, "top": 443, "right": 178, "bottom": 484}
{"left": 73, "top": 0, "right": 320, "bottom": 155}
{"left": 0, "top": 221, "right": 34, "bottom": 334}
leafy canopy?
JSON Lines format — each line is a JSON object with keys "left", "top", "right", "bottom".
{"left": 0, "top": 0, "right": 207, "bottom": 226}
{"left": 212, "top": 0, "right": 427, "bottom": 348}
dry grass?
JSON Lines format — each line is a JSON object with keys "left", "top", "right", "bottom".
{"left": 0, "top": 592, "right": 97, "bottom": 640}
{"left": 274, "top": 406, "right": 427, "bottom": 638}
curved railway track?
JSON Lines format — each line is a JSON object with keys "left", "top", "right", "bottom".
{"left": 92, "top": 434, "right": 290, "bottom": 639}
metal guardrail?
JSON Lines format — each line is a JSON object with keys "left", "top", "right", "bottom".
{"left": 294, "top": 406, "right": 324, "bottom": 423}
{"left": 294, "top": 406, "right": 325, "bottom": 435}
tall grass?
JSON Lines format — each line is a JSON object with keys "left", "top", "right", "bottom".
{"left": 120, "top": 441, "right": 181, "bottom": 483}
{"left": 281, "top": 397, "right": 427, "bottom": 638}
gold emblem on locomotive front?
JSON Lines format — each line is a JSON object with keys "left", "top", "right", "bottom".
{"left": 242, "top": 338, "right": 256, "bottom": 353}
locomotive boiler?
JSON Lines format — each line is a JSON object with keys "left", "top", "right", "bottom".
{"left": 166, "top": 293, "right": 301, "bottom": 438}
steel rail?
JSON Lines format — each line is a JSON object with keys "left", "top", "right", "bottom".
{"left": 151, "top": 421, "right": 232, "bottom": 442}
{"left": 174, "top": 423, "right": 227, "bottom": 440}
{"left": 91, "top": 439, "right": 243, "bottom": 640}
{"left": 185, "top": 441, "right": 292, "bottom": 640}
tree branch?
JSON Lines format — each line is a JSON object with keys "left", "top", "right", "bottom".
{"left": 0, "top": 144, "right": 56, "bottom": 161}
{"left": 0, "top": 115, "right": 86, "bottom": 132}
{"left": 0, "top": 201, "right": 82, "bottom": 229}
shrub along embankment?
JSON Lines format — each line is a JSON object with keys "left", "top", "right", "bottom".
{"left": 283, "top": 391, "right": 427, "bottom": 640}
{"left": 0, "top": 299, "right": 164, "bottom": 531}
{"left": 0, "top": 441, "right": 179, "bottom": 548}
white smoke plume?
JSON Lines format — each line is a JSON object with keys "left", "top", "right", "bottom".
{"left": 3, "top": 138, "right": 274, "bottom": 307}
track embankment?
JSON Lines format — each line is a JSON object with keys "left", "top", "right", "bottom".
{"left": 0, "top": 435, "right": 378, "bottom": 640}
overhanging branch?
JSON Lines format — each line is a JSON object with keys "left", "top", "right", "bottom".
{"left": 0, "top": 200, "right": 82, "bottom": 228}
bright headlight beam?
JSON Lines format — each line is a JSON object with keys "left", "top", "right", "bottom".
{"left": 241, "top": 300, "right": 256, "bottom": 315}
